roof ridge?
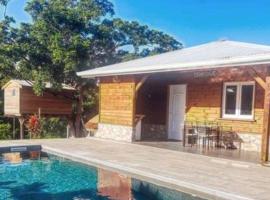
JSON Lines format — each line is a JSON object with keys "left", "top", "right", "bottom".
{"left": 2, "top": 79, "right": 75, "bottom": 90}
{"left": 223, "top": 40, "right": 270, "bottom": 50}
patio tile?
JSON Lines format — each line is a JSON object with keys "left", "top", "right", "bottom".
{"left": 0, "top": 138, "right": 269, "bottom": 200}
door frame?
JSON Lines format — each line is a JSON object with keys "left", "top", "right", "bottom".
{"left": 166, "top": 84, "right": 187, "bottom": 141}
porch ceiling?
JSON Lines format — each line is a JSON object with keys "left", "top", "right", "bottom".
{"left": 77, "top": 40, "right": 270, "bottom": 78}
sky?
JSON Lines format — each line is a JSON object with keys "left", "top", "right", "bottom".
{"left": 1, "top": 0, "right": 270, "bottom": 47}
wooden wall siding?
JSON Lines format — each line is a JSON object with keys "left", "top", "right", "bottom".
{"left": 99, "top": 76, "right": 135, "bottom": 126}
{"left": 186, "top": 83, "right": 264, "bottom": 134}
{"left": 4, "top": 84, "right": 20, "bottom": 116}
{"left": 19, "top": 87, "right": 73, "bottom": 115}
{"left": 134, "top": 66, "right": 269, "bottom": 135}
{"left": 97, "top": 66, "right": 269, "bottom": 133}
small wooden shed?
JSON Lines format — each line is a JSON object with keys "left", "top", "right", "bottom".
{"left": 2, "top": 80, "right": 75, "bottom": 139}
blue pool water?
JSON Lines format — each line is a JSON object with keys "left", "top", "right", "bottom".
{"left": 0, "top": 154, "right": 205, "bottom": 200}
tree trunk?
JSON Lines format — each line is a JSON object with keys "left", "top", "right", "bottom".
{"left": 67, "top": 117, "right": 75, "bottom": 138}
{"left": 18, "top": 117, "right": 25, "bottom": 140}
{"left": 75, "top": 86, "right": 83, "bottom": 137}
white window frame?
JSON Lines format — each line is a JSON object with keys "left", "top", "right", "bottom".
{"left": 222, "top": 81, "right": 255, "bottom": 120}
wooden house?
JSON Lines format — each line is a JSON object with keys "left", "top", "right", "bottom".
{"left": 2, "top": 80, "right": 75, "bottom": 139}
{"left": 78, "top": 40, "right": 270, "bottom": 162}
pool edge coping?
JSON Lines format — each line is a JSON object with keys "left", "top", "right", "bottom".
{"left": 42, "top": 145, "right": 254, "bottom": 200}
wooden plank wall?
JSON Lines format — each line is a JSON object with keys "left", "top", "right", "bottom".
{"left": 184, "top": 66, "right": 267, "bottom": 134}
{"left": 135, "top": 65, "right": 269, "bottom": 134}
{"left": 4, "top": 82, "right": 20, "bottom": 116}
{"left": 99, "top": 76, "right": 135, "bottom": 126}
{"left": 20, "top": 87, "right": 73, "bottom": 115}
{"left": 186, "top": 82, "right": 264, "bottom": 133}
{"left": 97, "top": 65, "right": 269, "bottom": 134}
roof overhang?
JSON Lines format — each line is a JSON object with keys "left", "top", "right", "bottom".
{"left": 77, "top": 54, "right": 270, "bottom": 78}
{"left": 2, "top": 80, "right": 76, "bottom": 91}
{"left": 2, "top": 80, "right": 24, "bottom": 90}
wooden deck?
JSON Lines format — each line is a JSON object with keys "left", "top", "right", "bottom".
{"left": 0, "top": 138, "right": 270, "bottom": 200}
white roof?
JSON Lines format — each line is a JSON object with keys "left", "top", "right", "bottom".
{"left": 2, "top": 79, "right": 75, "bottom": 90}
{"left": 77, "top": 40, "right": 270, "bottom": 78}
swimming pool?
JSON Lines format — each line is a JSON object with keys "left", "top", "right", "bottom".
{"left": 0, "top": 154, "right": 205, "bottom": 200}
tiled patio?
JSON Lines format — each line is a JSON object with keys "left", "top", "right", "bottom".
{"left": 1, "top": 138, "right": 270, "bottom": 200}
{"left": 136, "top": 141, "right": 260, "bottom": 163}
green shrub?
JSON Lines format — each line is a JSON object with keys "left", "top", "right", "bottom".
{"left": 0, "top": 123, "right": 11, "bottom": 140}
{"left": 40, "top": 117, "right": 67, "bottom": 138}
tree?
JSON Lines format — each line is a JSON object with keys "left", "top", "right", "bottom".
{"left": 0, "top": 0, "right": 182, "bottom": 136}
{"left": 0, "top": 0, "right": 9, "bottom": 17}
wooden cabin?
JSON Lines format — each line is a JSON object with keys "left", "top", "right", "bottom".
{"left": 78, "top": 40, "right": 270, "bottom": 163}
{"left": 2, "top": 80, "right": 75, "bottom": 139}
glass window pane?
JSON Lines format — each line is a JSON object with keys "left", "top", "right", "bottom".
{"left": 225, "top": 85, "right": 237, "bottom": 115}
{"left": 241, "top": 85, "right": 254, "bottom": 115}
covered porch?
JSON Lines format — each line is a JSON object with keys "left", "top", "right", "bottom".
{"left": 134, "top": 65, "right": 268, "bottom": 162}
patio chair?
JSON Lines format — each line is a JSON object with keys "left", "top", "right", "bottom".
{"left": 183, "top": 122, "right": 198, "bottom": 147}
{"left": 220, "top": 126, "right": 242, "bottom": 150}
{"left": 207, "top": 124, "right": 220, "bottom": 148}
{"left": 195, "top": 125, "right": 212, "bottom": 148}
{"left": 219, "top": 126, "right": 232, "bottom": 148}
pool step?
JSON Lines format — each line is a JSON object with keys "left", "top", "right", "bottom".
{"left": 0, "top": 145, "right": 42, "bottom": 161}
{"left": 0, "top": 145, "right": 41, "bottom": 154}
{"left": 3, "top": 152, "right": 22, "bottom": 164}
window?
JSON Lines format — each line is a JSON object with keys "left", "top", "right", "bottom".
{"left": 222, "top": 82, "right": 255, "bottom": 119}
{"left": 12, "top": 89, "right": 16, "bottom": 96}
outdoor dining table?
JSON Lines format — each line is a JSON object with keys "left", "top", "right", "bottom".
{"left": 183, "top": 125, "right": 222, "bottom": 148}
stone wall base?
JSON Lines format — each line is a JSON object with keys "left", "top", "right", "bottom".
{"left": 94, "top": 123, "right": 134, "bottom": 142}
{"left": 94, "top": 123, "right": 262, "bottom": 151}
{"left": 237, "top": 133, "right": 261, "bottom": 152}
{"left": 141, "top": 124, "right": 167, "bottom": 140}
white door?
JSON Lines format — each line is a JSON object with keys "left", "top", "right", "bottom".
{"left": 168, "top": 85, "right": 186, "bottom": 140}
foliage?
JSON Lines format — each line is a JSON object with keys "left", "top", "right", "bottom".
{"left": 0, "top": 0, "right": 182, "bottom": 91}
{"left": 0, "top": 123, "right": 11, "bottom": 139}
{"left": 40, "top": 117, "right": 67, "bottom": 138}
{"left": 0, "top": 0, "right": 8, "bottom": 6}
{"left": 26, "top": 114, "right": 41, "bottom": 138}
{"left": 0, "top": 0, "right": 182, "bottom": 136}
{"left": 0, "top": 0, "right": 9, "bottom": 17}
{"left": 0, "top": 91, "right": 4, "bottom": 115}
{"left": 83, "top": 83, "right": 98, "bottom": 111}
{"left": 27, "top": 115, "right": 67, "bottom": 139}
